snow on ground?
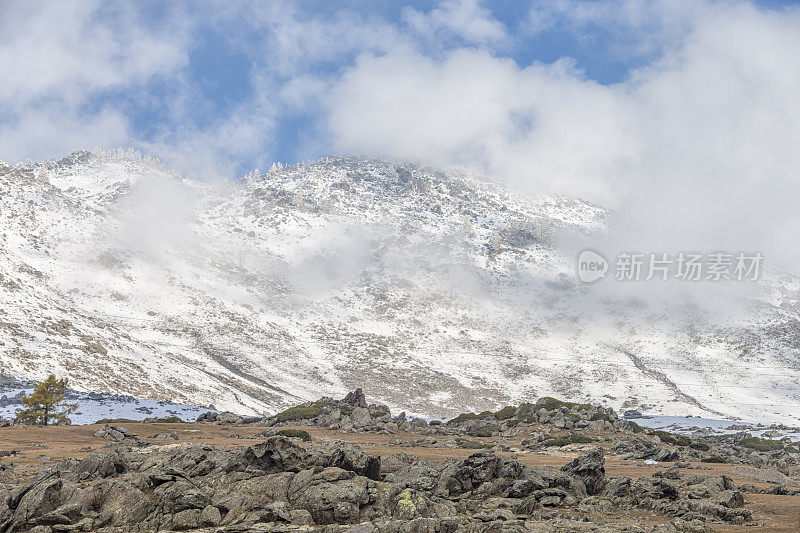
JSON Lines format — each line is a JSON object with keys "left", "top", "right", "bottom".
{"left": 0, "top": 383, "right": 214, "bottom": 425}
{"left": 0, "top": 150, "right": 799, "bottom": 424}
{"left": 629, "top": 414, "right": 800, "bottom": 443}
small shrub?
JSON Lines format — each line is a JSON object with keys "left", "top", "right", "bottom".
{"left": 447, "top": 412, "right": 480, "bottom": 425}
{"left": 690, "top": 442, "right": 710, "bottom": 451}
{"left": 455, "top": 437, "right": 493, "bottom": 449}
{"left": 372, "top": 410, "right": 388, "bottom": 418}
{"left": 507, "top": 415, "right": 537, "bottom": 427}
{"left": 467, "top": 423, "right": 500, "bottom": 437}
{"left": 339, "top": 405, "right": 353, "bottom": 416}
{"left": 651, "top": 430, "right": 691, "bottom": 447}
{"left": 784, "top": 445, "right": 799, "bottom": 454}
{"left": 625, "top": 421, "right": 645, "bottom": 433}
{"left": 515, "top": 414, "right": 537, "bottom": 424}
{"left": 740, "top": 437, "right": 784, "bottom": 452}
{"left": 536, "top": 397, "right": 567, "bottom": 411}
{"left": 276, "top": 429, "right": 312, "bottom": 442}
{"left": 590, "top": 412, "right": 612, "bottom": 422}
{"left": 95, "top": 418, "right": 137, "bottom": 425}
{"left": 241, "top": 416, "right": 263, "bottom": 424}
{"left": 494, "top": 406, "right": 517, "bottom": 420}
{"left": 701, "top": 456, "right": 728, "bottom": 463}
{"left": 145, "top": 416, "right": 184, "bottom": 424}
{"left": 536, "top": 397, "right": 591, "bottom": 411}
{"left": 273, "top": 403, "right": 324, "bottom": 423}
{"left": 448, "top": 411, "right": 493, "bottom": 425}
{"left": 517, "top": 402, "right": 535, "bottom": 414}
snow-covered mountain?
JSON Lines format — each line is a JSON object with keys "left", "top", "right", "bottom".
{"left": 0, "top": 149, "right": 798, "bottom": 424}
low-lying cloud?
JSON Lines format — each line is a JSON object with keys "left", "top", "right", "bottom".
{"left": 2, "top": 0, "right": 799, "bottom": 273}
{"left": 326, "top": 1, "right": 800, "bottom": 272}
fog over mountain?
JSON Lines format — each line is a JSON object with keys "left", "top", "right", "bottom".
{"left": 1, "top": 149, "right": 797, "bottom": 424}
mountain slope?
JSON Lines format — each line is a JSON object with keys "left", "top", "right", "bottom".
{"left": 0, "top": 149, "right": 798, "bottom": 423}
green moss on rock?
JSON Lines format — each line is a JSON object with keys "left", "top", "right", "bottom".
{"left": 276, "top": 429, "right": 312, "bottom": 441}
{"left": 273, "top": 403, "right": 325, "bottom": 423}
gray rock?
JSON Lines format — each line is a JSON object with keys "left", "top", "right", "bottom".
{"left": 290, "top": 508, "right": 315, "bottom": 526}
{"left": 72, "top": 449, "right": 127, "bottom": 480}
{"left": 343, "top": 388, "right": 368, "bottom": 408}
{"left": 560, "top": 447, "right": 606, "bottom": 495}
{"left": 287, "top": 467, "right": 374, "bottom": 524}
{"left": 310, "top": 441, "right": 381, "bottom": 480}
{"left": 225, "top": 437, "right": 312, "bottom": 474}
{"left": 92, "top": 425, "right": 128, "bottom": 442}
{"left": 171, "top": 508, "right": 201, "bottom": 530}
{"left": 199, "top": 505, "right": 222, "bottom": 527}
{"left": 352, "top": 407, "right": 372, "bottom": 428}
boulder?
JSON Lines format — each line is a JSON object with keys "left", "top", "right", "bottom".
{"left": 72, "top": 449, "right": 128, "bottom": 480}
{"left": 87, "top": 479, "right": 154, "bottom": 529}
{"left": 211, "top": 472, "right": 294, "bottom": 513}
{"left": 436, "top": 451, "right": 523, "bottom": 498}
{"left": 632, "top": 444, "right": 679, "bottom": 462}
{"left": 5, "top": 477, "right": 67, "bottom": 532}
{"left": 560, "top": 447, "right": 606, "bottom": 495}
{"left": 225, "top": 437, "right": 311, "bottom": 474}
{"left": 287, "top": 467, "right": 375, "bottom": 524}
{"left": 199, "top": 505, "right": 222, "bottom": 527}
{"left": 93, "top": 425, "right": 129, "bottom": 442}
{"left": 170, "top": 508, "right": 201, "bottom": 530}
{"left": 352, "top": 407, "right": 372, "bottom": 428}
{"left": 310, "top": 441, "right": 381, "bottom": 480}
{"left": 342, "top": 388, "right": 368, "bottom": 408}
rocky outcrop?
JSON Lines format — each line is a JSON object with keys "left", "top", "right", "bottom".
{"left": 194, "top": 390, "right": 800, "bottom": 479}
{"left": 195, "top": 411, "right": 246, "bottom": 425}
{"left": 561, "top": 447, "right": 606, "bottom": 495}
{"left": 225, "top": 437, "right": 313, "bottom": 474}
{"left": 92, "top": 424, "right": 146, "bottom": 446}
{"left": 0, "top": 436, "right": 760, "bottom": 532}
{"left": 342, "top": 388, "right": 368, "bottom": 408}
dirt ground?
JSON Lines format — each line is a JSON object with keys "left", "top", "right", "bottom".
{"left": 0, "top": 423, "right": 797, "bottom": 532}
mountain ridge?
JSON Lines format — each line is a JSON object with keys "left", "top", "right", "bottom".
{"left": 1, "top": 149, "right": 798, "bottom": 424}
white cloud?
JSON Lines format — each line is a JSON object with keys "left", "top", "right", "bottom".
{"left": 0, "top": 1, "right": 191, "bottom": 163}
{"left": 0, "top": 2, "right": 186, "bottom": 104}
{"left": 140, "top": 101, "right": 278, "bottom": 182}
{"left": 3, "top": 0, "right": 800, "bottom": 274}
{"left": 0, "top": 106, "right": 130, "bottom": 164}
{"left": 327, "top": 1, "right": 800, "bottom": 270}
{"left": 213, "top": 2, "right": 402, "bottom": 75}
{"left": 403, "top": 0, "right": 508, "bottom": 46}
{"left": 328, "top": 47, "right": 631, "bottom": 203}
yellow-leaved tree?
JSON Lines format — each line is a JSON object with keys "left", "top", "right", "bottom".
{"left": 16, "top": 375, "right": 78, "bottom": 425}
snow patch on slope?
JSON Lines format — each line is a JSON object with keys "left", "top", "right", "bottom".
{"left": 0, "top": 149, "right": 798, "bottom": 424}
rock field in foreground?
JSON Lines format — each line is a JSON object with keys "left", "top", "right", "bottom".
{"left": 1, "top": 390, "right": 798, "bottom": 532}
